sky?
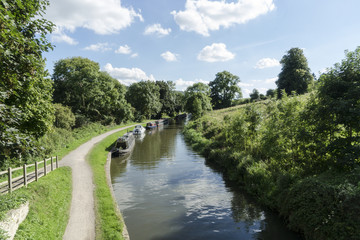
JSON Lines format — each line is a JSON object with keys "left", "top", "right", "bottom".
{"left": 43, "top": 0, "right": 360, "bottom": 97}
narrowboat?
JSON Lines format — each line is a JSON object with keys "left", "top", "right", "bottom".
{"left": 146, "top": 122, "right": 157, "bottom": 129}
{"left": 111, "top": 132, "right": 135, "bottom": 157}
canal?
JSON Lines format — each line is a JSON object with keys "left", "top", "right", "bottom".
{"left": 111, "top": 121, "right": 302, "bottom": 240}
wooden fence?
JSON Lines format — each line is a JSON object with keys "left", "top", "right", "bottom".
{"left": 0, "top": 156, "right": 58, "bottom": 194}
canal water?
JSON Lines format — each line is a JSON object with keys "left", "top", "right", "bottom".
{"left": 111, "top": 122, "right": 302, "bottom": 240}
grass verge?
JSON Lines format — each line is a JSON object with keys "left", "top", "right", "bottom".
{"left": 12, "top": 167, "right": 72, "bottom": 240}
{"left": 87, "top": 126, "right": 135, "bottom": 240}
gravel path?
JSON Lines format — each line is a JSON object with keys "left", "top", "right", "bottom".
{"left": 59, "top": 125, "right": 135, "bottom": 240}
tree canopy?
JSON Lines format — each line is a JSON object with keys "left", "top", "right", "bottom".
{"left": 52, "top": 57, "right": 132, "bottom": 125}
{"left": 209, "top": 71, "right": 242, "bottom": 109}
{"left": 156, "top": 81, "right": 177, "bottom": 118}
{"left": 314, "top": 47, "right": 360, "bottom": 168}
{"left": 126, "top": 81, "right": 162, "bottom": 120}
{"left": 0, "top": 0, "right": 55, "bottom": 165}
{"left": 184, "top": 83, "right": 212, "bottom": 119}
{"left": 276, "top": 48, "right": 313, "bottom": 98}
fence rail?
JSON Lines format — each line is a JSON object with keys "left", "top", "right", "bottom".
{"left": 0, "top": 156, "right": 58, "bottom": 194}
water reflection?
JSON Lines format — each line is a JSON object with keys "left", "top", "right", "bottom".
{"left": 111, "top": 122, "right": 302, "bottom": 240}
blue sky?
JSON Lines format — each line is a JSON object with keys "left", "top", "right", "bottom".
{"left": 43, "top": 0, "right": 360, "bottom": 97}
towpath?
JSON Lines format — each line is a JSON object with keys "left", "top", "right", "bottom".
{"left": 59, "top": 125, "right": 135, "bottom": 240}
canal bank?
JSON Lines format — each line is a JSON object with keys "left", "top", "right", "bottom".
{"left": 110, "top": 122, "right": 302, "bottom": 240}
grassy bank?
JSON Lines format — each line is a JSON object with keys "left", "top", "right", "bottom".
{"left": 87, "top": 128, "right": 130, "bottom": 240}
{"left": 0, "top": 123, "right": 137, "bottom": 239}
{"left": 183, "top": 96, "right": 360, "bottom": 240}
{"left": 0, "top": 167, "right": 72, "bottom": 240}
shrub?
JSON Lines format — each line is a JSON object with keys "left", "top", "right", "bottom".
{"left": 53, "top": 104, "right": 75, "bottom": 130}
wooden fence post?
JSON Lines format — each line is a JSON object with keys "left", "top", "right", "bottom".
{"left": 56, "top": 156, "right": 58, "bottom": 169}
{"left": 8, "top": 167, "right": 12, "bottom": 194}
{"left": 23, "top": 164, "right": 27, "bottom": 187}
{"left": 35, "top": 161, "right": 38, "bottom": 181}
{"left": 44, "top": 158, "right": 47, "bottom": 176}
{"left": 51, "top": 157, "right": 54, "bottom": 172}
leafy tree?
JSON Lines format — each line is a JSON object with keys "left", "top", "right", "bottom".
{"left": 250, "top": 89, "right": 260, "bottom": 102}
{"left": 276, "top": 48, "right": 313, "bottom": 98}
{"left": 266, "top": 89, "right": 276, "bottom": 98}
{"left": 174, "top": 91, "right": 185, "bottom": 114}
{"left": 314, "top": 47, "right": 360, "bottom": 168}
{"left": 0, "top": 0, "right": 55, "bottom": 166}
{"left": 184, "top": 83, "right": 212, "bottom": 119}
{"left": 155, "top": 81, "right": 177, "bottom": 118}
{"left": 126, "top": 81, "right": 162, "bottom": 119}
{"left": 209, "top": 71, "right": 242, "bottom": 109}
{"left": 52, "top": 57, "right": 132, "bottom": 125}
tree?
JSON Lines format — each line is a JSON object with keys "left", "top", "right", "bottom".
{"left": 314, "top": 47, "right": 360, "bottom": 168}
{"left": 276, "top": 48, "right": 313, "bottom": 98}
{"left": 250, "top": 89, "right": 260, "bottom": 102}
{"left": 52, "top": 57, "right": 132, "bottom": 125}
{"left": 209, "top": 71, "right": 242, "bottom": 109}
{"left": 155, "top": 81, "right": 177, "bottom": 118}
{"left": 184, "top": 83, "right": 212, "bottom": 119}
{"left": 174, "top": 91, "right": 185, "bottom": 114}
{"left": 266, "top": 89, "right": 276, "bottom": 98}
{"left": 0, "top": 0, "right": 55, "bottom": 166}
{"left": 126, "top": 81, "right": 162, "bottom": 120}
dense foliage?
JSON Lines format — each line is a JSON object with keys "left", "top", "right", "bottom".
{"left": 126, "top": 80, "right": 162, "bottom": 120}
{"left": 209, "top": 71, "right": 242, "bottom": 109}
{"left": 52, "top": 57, "right": 133, "bottom": 126}
{"left": 0, "top": 0, "right": 55, "bottom": 167}
{"left": 184, "top": 48, "right": 360, "bottom": 240}
{"left": 184, "top": 83, "right": 212, "bottom": 119}
{"left": 276, "top": 48, "right": 313, "bottom": 98}
{"left": 156, "top": 81, "right": 178, "bottom": 118}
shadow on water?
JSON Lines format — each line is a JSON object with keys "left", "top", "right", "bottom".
{"left": 110, "top": 121, "right": 302, "bottom": 240}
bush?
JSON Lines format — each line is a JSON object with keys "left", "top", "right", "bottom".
{"left": 53, "top": 104, "right": 75, "bottom": 130}
{"left": 279, "top": 172, "right": 360, "bottom": 240}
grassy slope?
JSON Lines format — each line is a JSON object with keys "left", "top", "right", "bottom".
{"left": 184, "top": 99, "right": 360, "bottom": 240}
{"left": 87, "top": 123, "right": 146, "bottom": 239}
{"left": 14, "top": 167, "right": 72, "bottom": 240}
{"left": 87, "top": 128, "right": 129, "bottom": 240}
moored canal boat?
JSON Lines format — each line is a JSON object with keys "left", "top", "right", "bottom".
{"left": 146, "top": 122, "right": 157, "bottom": 129}
{"left": 133, "top": 125, "right": 146, "bottom": 135}
{"left": 112, "top": 131, "right": 135, "bottom": 157}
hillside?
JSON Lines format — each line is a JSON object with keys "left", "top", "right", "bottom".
{"left": 183, "top": 94, "right": 360, "bottom": 240}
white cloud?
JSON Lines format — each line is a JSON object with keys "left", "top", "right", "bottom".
{"left": 103, "top": 63, "right": 155, "bottom": 85}
{"left": 174, "top": 78, "right": 209, "bottom": 91}
{"left": 172, "top": 0, "right": 275, "bottom": 36}
{"left": 255, "top": 58, "right": 280, "bottom": 69}
{"left": 83, "top": 42, "right": 111, "bottom": 52}
{"left": 238, "top": 82, "right": 253, "bottom": 87}
{"left": 115, "top": 45, "right": 132, "bottom": 54}
{"left": 242, "top": 88, "right": 252, "bottom": 98}
{"left": 46, "top": 0, "right": 143, "bottom": 39}
{"left": 131, "top": 53, "right": 139, "bottom": 58}
{"left": 161, "top": 51, "right": 179, "bottom": 62}
{"left": 265, "top": 77, "right": 278, "bottom": 83}
{"left": 198, "top": 43, "right": 235, "bottom": 62}
{"left": 144, "top": 24, "right": 172, "bottom": 37}
{"left": 51, "top": 27, "right": 78, "bottom": 45}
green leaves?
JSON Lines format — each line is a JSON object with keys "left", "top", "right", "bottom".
{"left": 209, "top": 71, "right": 242, "bottom": 109}
{"left": 126, "top": 80, "right": 162, "bottom": 120}
{"left": 184, "top": 83, "right": 212, "bottom": 119}
{"left": 1, "top": 0, "right": 55, "bottom": 166}
{"left": 276, "top": 48, "right": 313, "bottom": 98}
{"left": 52, "top": 57, "right": 133, "bottom": 125}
